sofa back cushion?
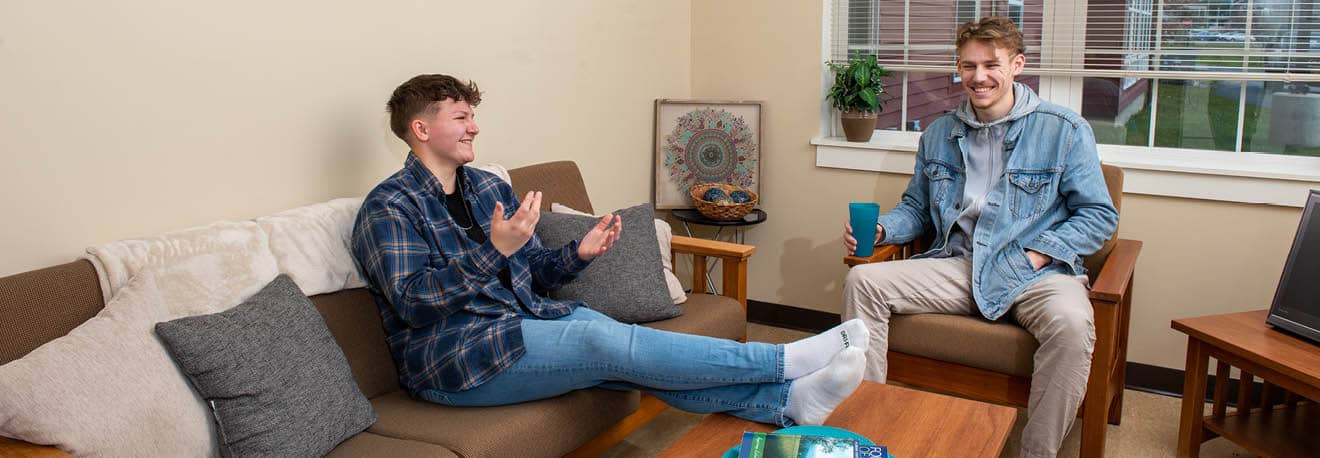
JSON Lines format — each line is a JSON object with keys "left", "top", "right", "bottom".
{"left": 0, "top": 264, "right": 401, "bottom": 403}
{"left": 0, "top": 260, "right": 104, "bottom": 365}
{"left": 310, "top": 288, "right": 401, "bottom": 398}
{"left": 508, "top": 161, "right": 593, "bottom": 213}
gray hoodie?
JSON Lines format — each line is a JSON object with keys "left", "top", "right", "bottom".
{"left": 940, "top": 82, "right": 1041, "bottom": 258}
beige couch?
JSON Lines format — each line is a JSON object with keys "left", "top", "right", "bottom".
{"left": 0, "top": 161, "right": 754, "bottom": 457}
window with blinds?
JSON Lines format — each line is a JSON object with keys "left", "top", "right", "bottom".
{"left": 829, "top": 0, "right": 1320, "bottom": 156}
{"left": 832, "top": 0, "right": 1320, "bottom": 82}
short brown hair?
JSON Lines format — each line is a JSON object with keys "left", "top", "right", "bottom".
{"left": 387, "top": 74, "right": 482, "bottom": 142}
{"left": 955, "top": 16, "right": 1025, "bottom": 56}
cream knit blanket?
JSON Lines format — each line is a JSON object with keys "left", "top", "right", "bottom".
{"left": 83, "top": 163, "right": 512, "bottom": 317}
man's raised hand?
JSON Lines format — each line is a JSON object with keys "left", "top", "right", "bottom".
{"left": 577, "top": 213, "right": 621, "bottom": 261}
{"left": 490, "top": 191, "right": 542, "bottom": 257}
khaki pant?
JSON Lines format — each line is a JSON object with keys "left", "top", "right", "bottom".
{"left": 842, "top": 257, "right": 1094, "bottom": 458}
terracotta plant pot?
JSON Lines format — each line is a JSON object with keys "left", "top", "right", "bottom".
{"left": 840, "top": 110, "right": 879, "bottom": 142}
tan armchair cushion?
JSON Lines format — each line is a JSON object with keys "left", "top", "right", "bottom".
{"left": 889, "top": 314, "right": 1037, "bottom": 377}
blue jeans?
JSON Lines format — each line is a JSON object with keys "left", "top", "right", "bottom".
{"left": 417, "top": 307, "right": 793, "bottom": 425}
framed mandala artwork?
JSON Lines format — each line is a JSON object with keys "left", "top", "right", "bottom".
{"left": 652, "top": 99, "right": 763, "bottom": 210}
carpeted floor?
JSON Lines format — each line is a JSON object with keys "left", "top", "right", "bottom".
{"left": 600, "top": 323, "right": 1258, "bottom": 457}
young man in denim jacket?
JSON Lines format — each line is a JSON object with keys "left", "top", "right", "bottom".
{"left": 841, "top": 17, "right": 1118, "bottom": 458}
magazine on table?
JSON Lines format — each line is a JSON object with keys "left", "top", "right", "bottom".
{"left": 736, "top": 431, "right": 889, "bottom": 458}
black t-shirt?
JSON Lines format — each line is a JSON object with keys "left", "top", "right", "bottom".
{"left": 445, "top": 172, "right": 518, "bottom": 296}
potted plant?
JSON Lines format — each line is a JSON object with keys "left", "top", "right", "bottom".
{"left": 827, "top": 53, "right": 891, "bottom": 142}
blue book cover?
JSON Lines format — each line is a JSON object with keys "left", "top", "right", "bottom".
{"left": 736, "top": 431, "right": 860, "bottom": 458}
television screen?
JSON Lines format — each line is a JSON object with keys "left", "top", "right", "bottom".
{"left": 1266, "top": 189, "right": 1320, "bottom": 345}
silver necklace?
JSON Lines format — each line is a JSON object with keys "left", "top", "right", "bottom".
{"left": 453, "top": 196, "right": 475, "bottom": 231}
{"left": 449, "top": 175, "right": 475, "bottom": 231}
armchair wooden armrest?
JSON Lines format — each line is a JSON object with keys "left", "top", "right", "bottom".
{"left": 670, "top": 235, "right": 755, "bottom": 308}
{"left": 1088, "top": 239, "right": 1142, "bottom": 304}
{"left": 0, "top": 437, "right": 72, "bottom": 457}
{"left": 843, "top": 244, "right": 904, "bottom": 267}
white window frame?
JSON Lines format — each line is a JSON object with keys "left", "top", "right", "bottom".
{"left": 1121, "top": 0, "right": 1153, "bottom": 90}
{"left": 1007, "top": 0, "right": 1025, "bottom": 28}
{"left": 816, "top": 0, "right": 1320, "bottom": 208}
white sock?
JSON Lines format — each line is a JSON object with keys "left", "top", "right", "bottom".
{"left": 783, "top": 319, "right": 869, "bottom": 379}
{"left": 784, "top": 347, "right": 865, "bottom": 426}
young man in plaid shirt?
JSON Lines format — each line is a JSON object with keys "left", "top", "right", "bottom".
{"left": 352, "top": 74, "right": 870, "bottom": 426}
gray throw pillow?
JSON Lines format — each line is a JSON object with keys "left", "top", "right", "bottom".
{"left": 155, "top": 274, "right": 376, "bottom": 458}
{"left": 536, "top": 203, "right": 681, "bottom": 323}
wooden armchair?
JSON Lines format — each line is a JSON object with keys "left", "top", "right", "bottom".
{"left": 843, "top": 164, "right": 1140, "bottom": 458}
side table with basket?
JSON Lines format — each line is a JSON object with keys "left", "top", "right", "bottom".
{"left": 674, "top": 184, "right": 767, "bottom": 294}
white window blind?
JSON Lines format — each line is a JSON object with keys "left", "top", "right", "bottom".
{"left": 831, "top": 0, "right": 1320, "bottom": 82}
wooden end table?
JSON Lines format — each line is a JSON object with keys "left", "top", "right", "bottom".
{"left": 671, "top": 208, "right": 767, "bottom": 295}
{"left": 1172, "top": 310, "right": 1320, "bottom": 457}
{"left": 659, "top": 381, "right": 1016, "bottom": 458}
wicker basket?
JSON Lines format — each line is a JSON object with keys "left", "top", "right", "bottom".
{"left": 689, "top": 183, "right": 758, "bottom": 221}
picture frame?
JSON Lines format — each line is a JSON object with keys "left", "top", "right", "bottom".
{"left": 652, "top": 99, "right": 763, "bottom": 210}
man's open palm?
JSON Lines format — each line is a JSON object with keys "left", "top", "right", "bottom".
{"left": 490, "top": 191, "right": 542, "bottom": 257}
{"left": 578, "top": 214, "right": 621, "bottom": 261}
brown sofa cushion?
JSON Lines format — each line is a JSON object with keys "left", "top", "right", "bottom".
{"left": 368, "top": 389, "right": 637, "bottom": 457}
{"left": 509, "top": 161, "right": 594, "bottom": 213}
{"left": 889, "top": 314, "right": 1037, "bottom": 377}
{"left": 310, "top": 288, "right": 401, "bottom": 399}
{"left": 0, "top": 260, "right": 103, "bottom": 365}
{"left": 642, "top": 293, "right": 747, "bottom": 341}
{"left": 326, "top": 432, "right": 458, "bottom": 458}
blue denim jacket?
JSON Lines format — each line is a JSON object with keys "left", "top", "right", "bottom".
{"left": 877, "top": 100, "right": 1119, "bottom": 320}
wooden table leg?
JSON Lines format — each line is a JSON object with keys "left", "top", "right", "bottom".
{"left": 1178, "top": 337, "right": 1210, "bottom": 457}
{"left": 1237, "top": 371, "right": 1252, "bottom": 415}
{"left": 1212, "top": 360, "right": 1229, "bottom": 419}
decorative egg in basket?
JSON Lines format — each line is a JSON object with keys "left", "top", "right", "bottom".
{"left": 689, "top": 183, "right": 758, "bottom": 221}
{"left": 703, "top": 188, "right": 728, "bottom": 202}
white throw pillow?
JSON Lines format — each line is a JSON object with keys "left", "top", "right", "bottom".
{"left": 550, "top": 203, "right": 687, "bottom": 304}
{"left": 0, "top": 272, "right": 219, "bottom": 457}
{"left": 256, "top": 197, "right": 367, "bottom": 296}
{"left": 471, "top": 163, "right": 512, "bottom": 185}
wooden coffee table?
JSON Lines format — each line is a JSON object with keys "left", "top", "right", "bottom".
{"left": 660, "top": 380, "right": 1017, "bottom": 457}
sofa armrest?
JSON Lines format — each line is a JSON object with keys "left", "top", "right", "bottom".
{"left": 671, "top": 236, "right": 755, "bottom": 308}
{"left": 0, "top": 437, "right": 72, "bottom": 457}
{"left": 671, "top": 236, "right": 754, "bottom": 259}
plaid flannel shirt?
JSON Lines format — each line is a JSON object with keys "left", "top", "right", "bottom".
{"left": 351, "top": 154, "right": 590, "bottom": 393}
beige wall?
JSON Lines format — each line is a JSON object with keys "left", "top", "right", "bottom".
{"left": 0, "top": 0, "right": 689, "bottom": 276}
{"left": 3, "top": 0, "right": 1304, "bottom": 372}
{"left": 690, "top": 0, "right": 1306, "bottom": 370}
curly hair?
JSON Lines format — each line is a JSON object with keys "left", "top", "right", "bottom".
{"left": 387, "top": 74, "right": 482, "bottom": 142}
{"left": 955, "top": 16, "right": 1025, "bottom": 56}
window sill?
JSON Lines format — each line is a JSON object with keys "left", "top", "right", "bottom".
{"left": 813, "top": 132, "right": 1320, "bottom": 207}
